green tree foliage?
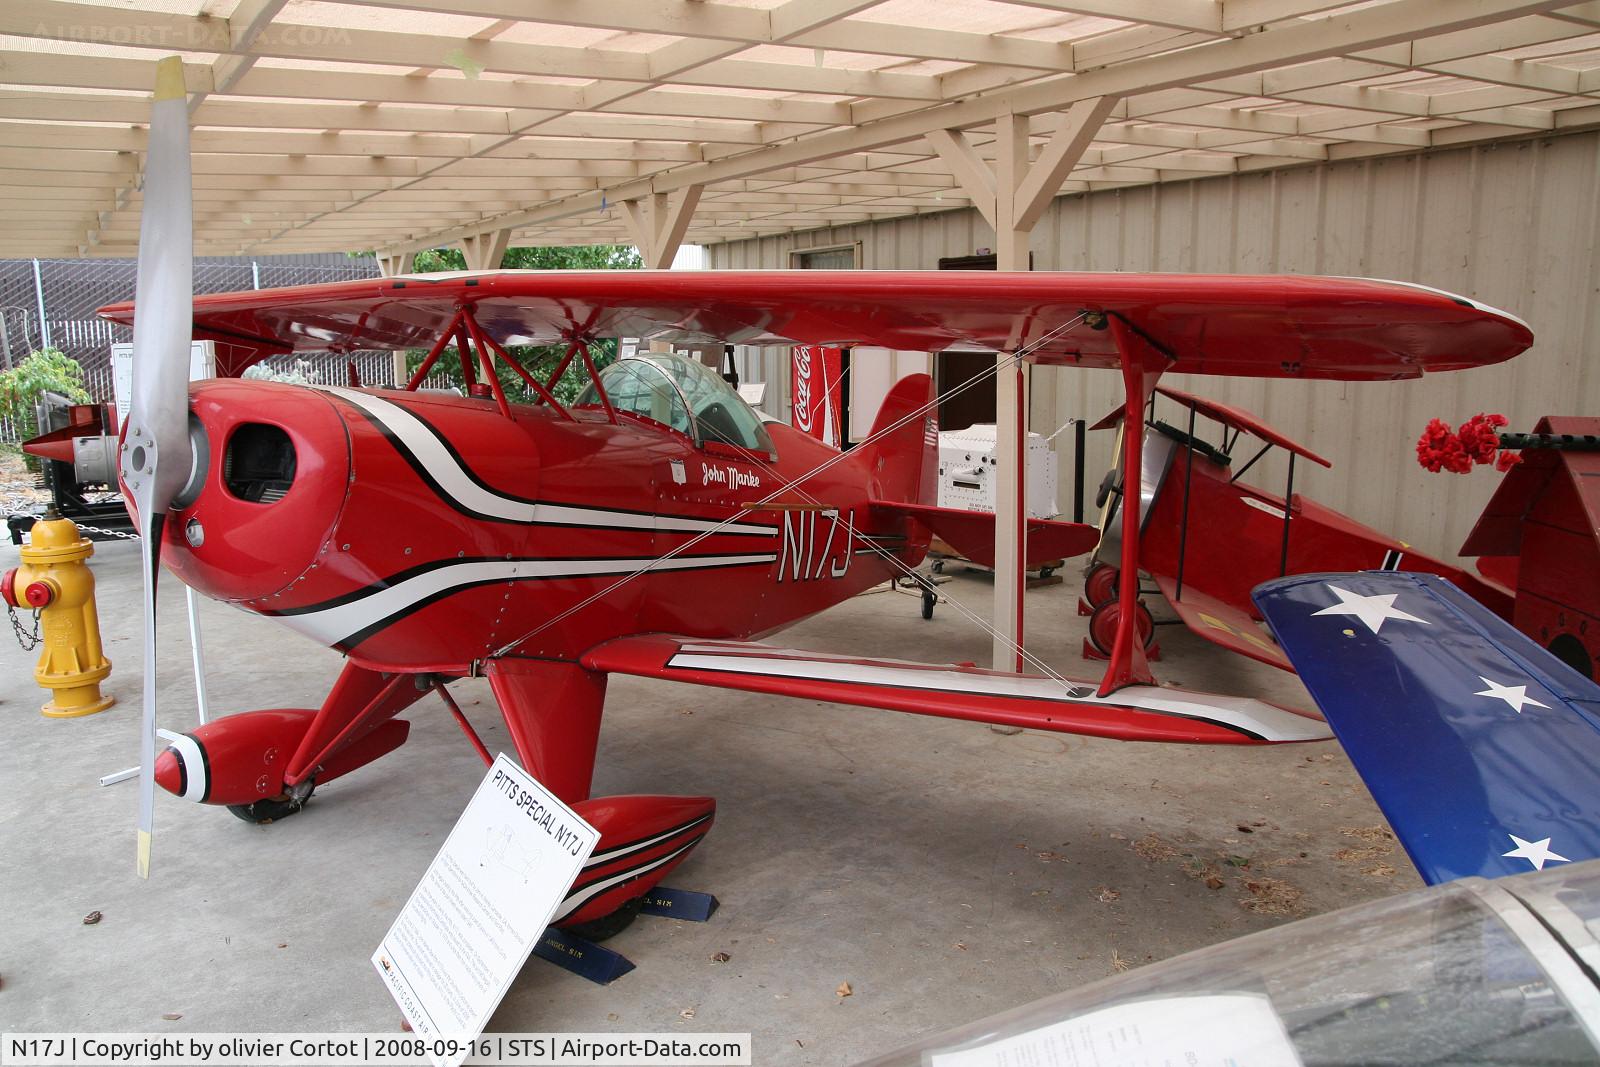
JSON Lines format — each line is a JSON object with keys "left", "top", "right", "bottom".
{"left": 0, "top": 349, "right": 90, "bottom": 463}
{"left": 403, "top": 244, "right": 642, "bottom": 404}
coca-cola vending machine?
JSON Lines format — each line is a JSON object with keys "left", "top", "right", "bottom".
{"left": 791, "top": 345, "right": 845, "bottom": 448}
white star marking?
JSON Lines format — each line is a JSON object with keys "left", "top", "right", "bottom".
{"left": 1503, "top": 834, "right": 1570, "bottom": 871}
{"left": 1475, "top": 676, "right": 1550, "bottom": 715}
{"left": 1312, "top": 584, "right": 1429, "bottom": 635}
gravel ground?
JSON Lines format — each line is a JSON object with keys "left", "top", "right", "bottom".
{"left": 1, "top": 449, "right": 50, "bottom": 519}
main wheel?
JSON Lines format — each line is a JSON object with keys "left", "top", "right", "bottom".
{"left": 1087, "top": 599, "right": 1155, "bottom": 658}
{"left": 229, "top": 781, "right": 314, "bottom": 824}
{"left": 921, "top": 587, "right": 936, "bottom": 619}
{"left": 563, "top": 894, "right": 645, "bottom": 943}
{"left": 1084, "top": 564, "right": 1119, "bottom": 608}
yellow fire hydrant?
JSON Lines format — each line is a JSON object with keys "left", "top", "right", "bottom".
{"left": 3, "top": 508, "right": 115, "bottom": 717}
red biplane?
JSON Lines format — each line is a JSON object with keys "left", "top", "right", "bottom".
{"left": 87, "top": 266, "right": 1536, "bottom": 935}
{"left": 1080, "top": 385, "right": 1516, "bottom": 671}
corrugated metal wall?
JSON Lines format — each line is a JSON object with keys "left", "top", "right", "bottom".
{"left": 708, "top": 130, "right": 1600, "bottom": 562}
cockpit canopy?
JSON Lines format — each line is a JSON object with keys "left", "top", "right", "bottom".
{"left": 577, "top": 352, "right": 777, "bottom": 458}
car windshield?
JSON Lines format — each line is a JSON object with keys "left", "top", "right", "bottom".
{"left": 578, "top": 352, "right": 776, "bottom": 456}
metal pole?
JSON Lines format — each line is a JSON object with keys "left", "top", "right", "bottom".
{"left": 1072, "top": 419, "right": 1086, "bottom": 524}
{"left": 186, "top": 585, "right": 211, "bottom": 725}
{"left": 251, "top": 260, "right": 261, "bottom": 289}
{"left": 1174, "top": 402, "right": 1197, "bottom": 601}
{"left": 31, "top": 259, "right": 50, "bottom": 351}
{"left": 1279, "top": 453, "right": 1296, "bottom": 577}
{"left": 0, "top": 311, "right": 12, "bottom": 369}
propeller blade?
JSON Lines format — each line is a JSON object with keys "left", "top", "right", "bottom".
{"left": 121, "top": 56, "right": 194, "bottom": 879}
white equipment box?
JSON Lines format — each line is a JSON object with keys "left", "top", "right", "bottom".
{"left": 937, "top": 424, "right": 1059, "bottom": 520}
{"left": 111, "top": 340, "right": 216, "bottom": 425}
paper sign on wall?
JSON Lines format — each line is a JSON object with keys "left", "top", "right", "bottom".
{"left": 372, "top": 754, "right": 599, "bottom": 1067}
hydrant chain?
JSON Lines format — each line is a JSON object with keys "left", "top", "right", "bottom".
{"left": 8, "top": 603, "right": 41, "bottom": 652}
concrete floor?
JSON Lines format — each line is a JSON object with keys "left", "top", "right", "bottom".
{"left": 0, "top": 540, "right": 1417, "bottom": 1063}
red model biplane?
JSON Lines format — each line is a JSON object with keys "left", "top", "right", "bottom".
{"left": 67, "top": 54, "right": 1537, "bottom": 940}
{"left": 1080, "top": 385, "right": 1516, "bottom": 672}
{"left": 87, "top": 266, "right": 1535, "bottom": 935}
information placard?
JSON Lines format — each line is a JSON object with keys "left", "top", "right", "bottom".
{"left": 929, "top": 993, "right": 1302, "bottom": 1067}
{"left": 373, "top": 754, "right": 599, "bottom": 1067}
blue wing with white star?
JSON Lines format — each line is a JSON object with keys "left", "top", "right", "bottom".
{"left": 1253, "top": 570, "right": 1600, "bottom": 885}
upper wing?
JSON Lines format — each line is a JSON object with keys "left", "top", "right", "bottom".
{"left": 1089, "top": 386, "right": 1332, "bottom": 468}
{"left": 580, "top": 634, "right": 1329, "bottom": 745}
{"left": 99, "top": 270, "right": 1531, "bottom": 381}
{"left": 1254, "top": 570, "right": 1600, "bottom": 884}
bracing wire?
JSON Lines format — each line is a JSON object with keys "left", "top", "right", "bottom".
{"left": 491, "top": 314, "right": 1090, "bottom": 672}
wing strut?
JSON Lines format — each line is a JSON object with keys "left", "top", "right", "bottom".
{"left": 1099, "top": 315, "right": 1170, "bottom": 695}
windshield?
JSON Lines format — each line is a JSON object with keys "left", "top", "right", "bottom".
{"left": 579, "top": 352, "right": 776, "bottom": 457}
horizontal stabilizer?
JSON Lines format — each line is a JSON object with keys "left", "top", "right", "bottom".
{"left": 873, "top": 501, "right": 1098, "bottom": 570}
{"left": 1254, "top": 570, "right": 1600, "bottom": 884}
{"left": 581, "top": 635, "right": 1329, "bottom": 745}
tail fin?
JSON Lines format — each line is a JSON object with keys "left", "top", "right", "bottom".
{"left": 1254, "top": 570, "right": 1600, "bottom": 884}
{"left": 859, "top": 372, "right": 936, "bottom": 505}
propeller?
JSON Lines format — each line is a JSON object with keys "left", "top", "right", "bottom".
{"left": 120, "top": 56, "right": 194, "bottom": 879}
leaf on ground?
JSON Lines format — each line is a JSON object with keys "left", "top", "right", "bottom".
{"left": 1110, "top": 950, "right": 1131, "bottom": 973}
{"left": 1095, "top": 886, "right": 1121, "bottom": 903}
{"left": 161, "top": 1013, "right": 182, "bottom": 1021}
{"left": 680, "top": 1008, "right": 697, "bottom": 1021}
{"left": 1340, "top": 826, "right": 1395, "bottom": 843}
{"left": 82, "top": 911, "right": 102, "bottom": 926}
{"left": 710, "top": 951, "right": 731, "bottom": 963}
{"left": 1239, "top": 878, "right": 1305, "bottom": 916}
{"left": 836, "top": 981, "right": 853, "bottom": 998}
{"left": 1131, "top": 833, "right": 1179, "bottom": 862}
{"left": 1334, "top": 845, "right": 1391, "bottom": 862}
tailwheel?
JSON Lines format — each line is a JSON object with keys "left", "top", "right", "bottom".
{"left": 1084, "top": 564, "right": 1120, "bottom": 608}
{"left": 229, "top": 780, "right": 314, "bottom": 824}
{"left": 1087, "top": 599, "right": 1155, "bottom": 658}
{"left": 563, "top": 895, "right": 645, "bottom": 943}
{"left": 921, "top": 587, "right": 936, "bottom": 619}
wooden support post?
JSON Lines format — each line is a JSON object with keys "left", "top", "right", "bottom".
{"left": 376, "top": 251, "right": 414, "bottom": 278}
{"left": 459, "top": 228, "right": 511, "bottom": 271}
{"left": 621, "top": 186, "right": 704, "bottom": 269}
{"left": 926, "top": 100, "right": 1113, "bottom": 673}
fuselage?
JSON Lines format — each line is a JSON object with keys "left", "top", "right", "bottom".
{"left": 162, "top": 378, "right": 926, "bottom": 671}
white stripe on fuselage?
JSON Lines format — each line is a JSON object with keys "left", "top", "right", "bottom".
{"left": 312, "top": 386, "right": 775, "bottom": 537}
{"left": 276, "top": 553, "right": 777, "bottom": 647}
{"left": 665, "top": 646, "right": 1331, "bottom": 742}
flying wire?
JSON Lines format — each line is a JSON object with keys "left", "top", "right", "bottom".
{"left": 491, "top": 314, "right": 1094, "bottom": 685}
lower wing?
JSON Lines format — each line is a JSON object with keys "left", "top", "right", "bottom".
{"left": 1150, "top": 575, "right": 1294, "bottom": 673}
{"left": 581, "top": 635, "right": 1328, "bottom": 745}
{"left": 1254, "top": 570, "right": 1600, "bottom": 884}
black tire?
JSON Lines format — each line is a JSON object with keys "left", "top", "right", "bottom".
{"left": 921, "top": 588, "right": 936, "bottom": 619}
{"left": 931, "top": 560, "right": 944, "bottom": 574}
{"left": 1087, "top": 600, "right": 1156, "bottom": 657}
{"left": 229, "top": 783, "right": 314, "bottom": 824}
{"left": 1039, "top": 566, "right": 1056, "bottom": 580}
{"left": 563, "top": 894, "right": 645, "bottom": 943}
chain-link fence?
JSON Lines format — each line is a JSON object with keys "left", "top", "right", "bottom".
{"left": 0, "top": 252, "right": 380, "bottom": 374}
